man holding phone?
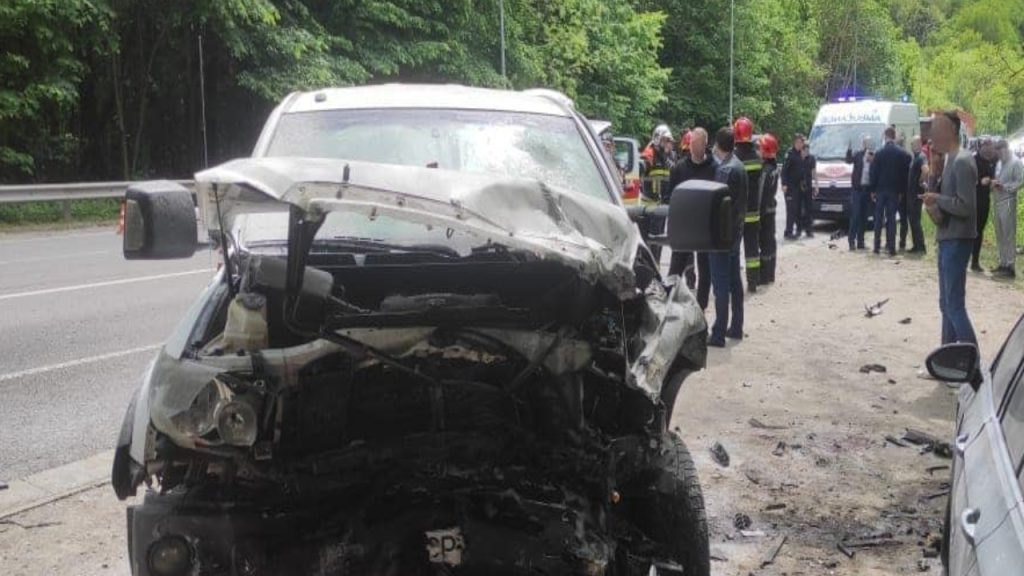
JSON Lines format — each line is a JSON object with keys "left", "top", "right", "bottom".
{"left": 920, "top": 111, "right": 978, "bottom": 346}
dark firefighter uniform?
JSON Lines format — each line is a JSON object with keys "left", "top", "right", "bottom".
{"left": 758, "top": 133, "right": 781, "bottom": 284}
{"left": 640, "top": 125, "right": 675, "bottom": 262}
{"left": 733, "top": 117, "right": 762, "bottom": 293}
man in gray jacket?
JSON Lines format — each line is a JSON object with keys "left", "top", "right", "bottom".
{"left": 992, "top": 140, "right": 1023, "bottom": 278}
{"left": 921, "top": 111, "right": 978, "bottom": 345}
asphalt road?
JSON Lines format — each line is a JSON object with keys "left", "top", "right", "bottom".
{"left": 0, "top": 226, "right": 216, "bottom": 481}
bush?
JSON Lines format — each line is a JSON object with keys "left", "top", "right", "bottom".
{"left": 0, "top": 198, "right": 120, "bottom": 225}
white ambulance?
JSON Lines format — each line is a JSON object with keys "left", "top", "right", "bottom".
{"left": 807, "top": 99, "right": 920, "bottom": 221}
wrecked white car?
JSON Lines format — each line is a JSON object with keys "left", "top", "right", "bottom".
{"left": 111, "top": 85, "right": 737, "bottom": 576}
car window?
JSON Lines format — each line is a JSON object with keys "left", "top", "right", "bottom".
{"left": 993, "top": 316, "right": 1024, "bottom": 408}
{"left": 1003, "top": 373, "right": 1024, "bottom": 486}
{"left": 614, "top": 140, "right": 635, "bottom": 172}
{"left": 266, "top": 108, "right": 611, "bottom": 202}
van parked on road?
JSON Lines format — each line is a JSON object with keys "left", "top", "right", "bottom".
{"left": 807, "top": 100, "right": 920, "bottom": 221}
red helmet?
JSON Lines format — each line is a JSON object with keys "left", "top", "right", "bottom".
{"left": 733, "top": 117, "right": 754, "bottom": 143}
{"left": 760, "top": 133, "right": 779, "bottom": 159}
{"left": 680, "top": 130, "right": 693, "bottom": 151}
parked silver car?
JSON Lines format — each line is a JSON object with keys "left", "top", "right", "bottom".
{"left": 928, "top": 318, "right": 1024, "bottom": 574}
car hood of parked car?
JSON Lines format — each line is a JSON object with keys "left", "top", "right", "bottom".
{"left": 195, "top": 157, "right": 641, "bottom": 297}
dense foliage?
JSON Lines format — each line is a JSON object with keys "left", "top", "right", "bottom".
{"left": 1, "top": 0, "right": 1022, "bottom": 183}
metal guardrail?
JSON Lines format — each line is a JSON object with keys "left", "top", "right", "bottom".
{"left": 0, "top": 180, "right": 194, "bottom": 204}
{"left": 0, "top": 180, "right": 195, "bottom": 220}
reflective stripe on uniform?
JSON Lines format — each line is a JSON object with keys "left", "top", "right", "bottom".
{"left": 744, "top": 212, "right": 760, "bottom": 223}
{"left": 743, "top": 162, "right": 763, "bottom": 172}
{"left": 746, "top": 259, "right": 761, "bottom": 268}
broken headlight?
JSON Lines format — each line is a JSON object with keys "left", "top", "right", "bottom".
{"left": 170, "top": 376, "right": 261, "bottom": 448}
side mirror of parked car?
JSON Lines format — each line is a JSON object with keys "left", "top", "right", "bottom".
{"left": 926, "top": 343, "right": 982, "bottom": 391}
{"left": 123, "top": 181, "right": 198, "bottom": 260}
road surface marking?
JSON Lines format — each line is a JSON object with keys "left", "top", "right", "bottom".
{"left": 0, "top": 268, "right": 211, "bottom": 302}
{"left": 0, "top": 345, "right": 161, "bottom": 383}
{"left": 0, "top": 249, "right": 113, "bottom": 266}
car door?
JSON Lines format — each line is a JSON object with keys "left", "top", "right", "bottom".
{"left": 950, "top": 316, "right": 1024, "bottom": 575}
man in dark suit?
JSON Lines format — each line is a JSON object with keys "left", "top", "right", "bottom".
{"left": 869, "top": 126, "right": 912, "bottom": 256}
{"left": 845, "top": 136, "right": 874, "bottom": 250}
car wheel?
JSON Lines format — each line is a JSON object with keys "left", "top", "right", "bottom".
{"left": 624, "top": 432, "right": 710, "bottom": 576}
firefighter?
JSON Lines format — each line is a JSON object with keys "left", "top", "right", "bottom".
{"left": 758, "top": 133, "right": 781, "bottom": 284}
{"left": 640, "top": 125, "right": 675, "bottom": 261}
{"left": 733, "top": 117, "right": 762, "bottom": 293}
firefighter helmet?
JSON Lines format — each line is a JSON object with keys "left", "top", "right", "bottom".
{"left": 760, "top": 133, "right": 779, "bottom": 159}
{"left": 651, "top": 124, "right": 673, "bottom": 144}
{"left": 733, "top": 117, "right": 754, "bottom": 143}
{"left": 680, "top": 130, "right": 693, "bottom": 151}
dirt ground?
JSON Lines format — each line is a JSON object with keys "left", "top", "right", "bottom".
{"left": 1, "top": 232, "right": 1023, "bottom": 575}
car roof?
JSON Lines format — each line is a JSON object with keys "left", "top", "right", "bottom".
{"left": 284, "top": 84, "right": 574, "bottom": 117}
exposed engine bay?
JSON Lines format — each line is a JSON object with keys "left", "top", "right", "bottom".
{"left": 114, "top": 154, "right": 711, "bottom": 576}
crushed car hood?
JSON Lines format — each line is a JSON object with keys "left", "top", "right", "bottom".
{"left": 196, "top": 157, "right": 641, "bottom": 297}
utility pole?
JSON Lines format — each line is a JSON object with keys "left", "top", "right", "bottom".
{"left": 499, "top": 0, "right": 507, "bottom": 79}
{"left": 198, "top": 34, "right": 209, "bottom": 168}
{"left": 729, "top": 0, "right": 735, "bottom": 122}
{"left": 853, "top": 25, "right": 858, "bottom": 98}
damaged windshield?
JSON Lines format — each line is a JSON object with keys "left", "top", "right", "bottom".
{"left": 264, "top": 108, "right": 610, "bottom": 201}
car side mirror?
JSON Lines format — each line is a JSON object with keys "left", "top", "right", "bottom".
{"left": 926, "top": 343, "right": 982, "bottom": 391}
{"left": 667, "top": 180, "right": 734, "bottom": 252}
{"left": 123, "top": 181, "right": 198, "bottom": 260}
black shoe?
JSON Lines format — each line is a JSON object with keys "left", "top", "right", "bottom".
{"left": 873, "top": 249, "right": 880, "bottom": 255}
{"left": 725, "top": 329, "right": 743, "bottom": 340}
{"left": 908, "top": 246, "right": 926, "bottom": 254}
{"left": 971, "top": 263, "right": 983, "bottom": 272}
{"left": 857, "top": 243, "right": 866, "bottom": 250}
{"left": 994, "top": 267, "right": 1017, "bottom": 279}
{"left": 888, "top": 250, "right": 897, "bottom": 257}
{"left": 783, "top": 232, "right": 796, "bottom": 240}
{"left": 708, "top": 336, "right": 727, "bottom": 348}
{"left": 849, "top": 245, "right": 858, "bottom": 251}
{"left": 805, "top": 230, "right": 814, "bottom": 238}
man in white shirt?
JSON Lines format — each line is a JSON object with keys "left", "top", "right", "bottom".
{"left": 992, "top": 140, "right": 1024, "bottom": 278}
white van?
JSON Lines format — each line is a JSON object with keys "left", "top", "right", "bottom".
{"left": 807, "top": 100, "right": 920, "bottom": 221}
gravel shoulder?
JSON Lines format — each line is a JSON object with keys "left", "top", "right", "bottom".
{"left": 2, "top": 233, "right": 1022, "bottom": 575}
{"left": 674, "top": 236, "right": 1024, "bottom": 575}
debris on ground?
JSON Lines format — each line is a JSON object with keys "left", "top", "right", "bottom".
{"left": 744, "top": 469, "right": 764, "bottom": 485}
{"left": 899, "top": 317, "right": 912, "bottom": 324}
{"left": 837, "top": 542, "right": 856, "bottom": 558}
{"left": 749, "top": 417, "right": 788, "bottom": 430}
{"left": 765, "top": 502, "right": 787, "bottom": 511}
{"left": 861, "top": 363, "right": 888, "bottom": 374}
{"left": 740, "top": 530, "right": 766, "bottom": 538}
{"left": 710, "top": 549, "right": 729, "bottom": 562}
{"left": 0, "top": 519, "right": 62, "bottom": 530}
{"left": 917, "top": 558, "right": 930, "bottom": 571}
{"left": 924, "top": 489, "right": 950, "bottom": 500}
{"left": 0, "top": 480, "right": 7, "bottom": 491}
{"left": 772, "top": 441, "right": 787, "bottom": 456}
{"left": 710, "top": 441, "right": 731, "bottom": 467}
{"left": 899, "top": 428, "right": 953, "bottom": 458}
{"left": 926, "top": 465, "right": 950, "bottom": 475}
{"left": 734, "top": 513, "right": 752, "bottom": 530}
{"left": 865, "top": 298, "right": 890, "bottom": 318}
{"left": 840, "top": 532, "right": 897, "bottom": 551}
{"left": 885, "top": 435, "right": 910, "bottom": 448}
{"left": 761, "top": 535, "right": 788, "bottom": 568}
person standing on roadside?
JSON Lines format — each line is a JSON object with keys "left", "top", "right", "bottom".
{"left": 733, "top": 117, "right": 763, "bottom": 292}
{"left": 758, "top": 133, "right": 781, "bottom": 284}
{"left": 781, "top": 134, "right": 809, "bottom": 239}
{"left": 869, "top": 126, "right": 912, "bottom": 257}
{"left": 667, "top": 128, "right": 716, "bottom": 309}
{"left": 800, "top": 145, "right": 818, "bottom": 238}
{"left": 845, "top": 136, "right": 874, "bottom": 250}
{"left": 920, "top": 111, "right": 978, "bottom": 346}
{"left": 903, "top": 136, "right": 928, "bottom": 254}
{"left": 991, "top": 140, "right": 1024, "bottom": 278}
{"left": 972, "top": 138, "right": 997, "bottom": 271}
{"left": 708, "top": 127, "right": 747, "bottom": 347}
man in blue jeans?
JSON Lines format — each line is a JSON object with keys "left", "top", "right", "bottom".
{"left": 870, "top": 126, "right": 912, "bottom": 257}
{"left": 707, "top": 127, "right": 748, "bottom": 347}
{"left": 921, "top": 111, "right": 979, "bottom": 346}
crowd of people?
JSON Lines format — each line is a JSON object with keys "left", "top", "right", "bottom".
{"left": 635, "top": 111, "right": 1023, "bottom": 350}
{"left": 639, "top": 118, "right": 779, "bottom": 348}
